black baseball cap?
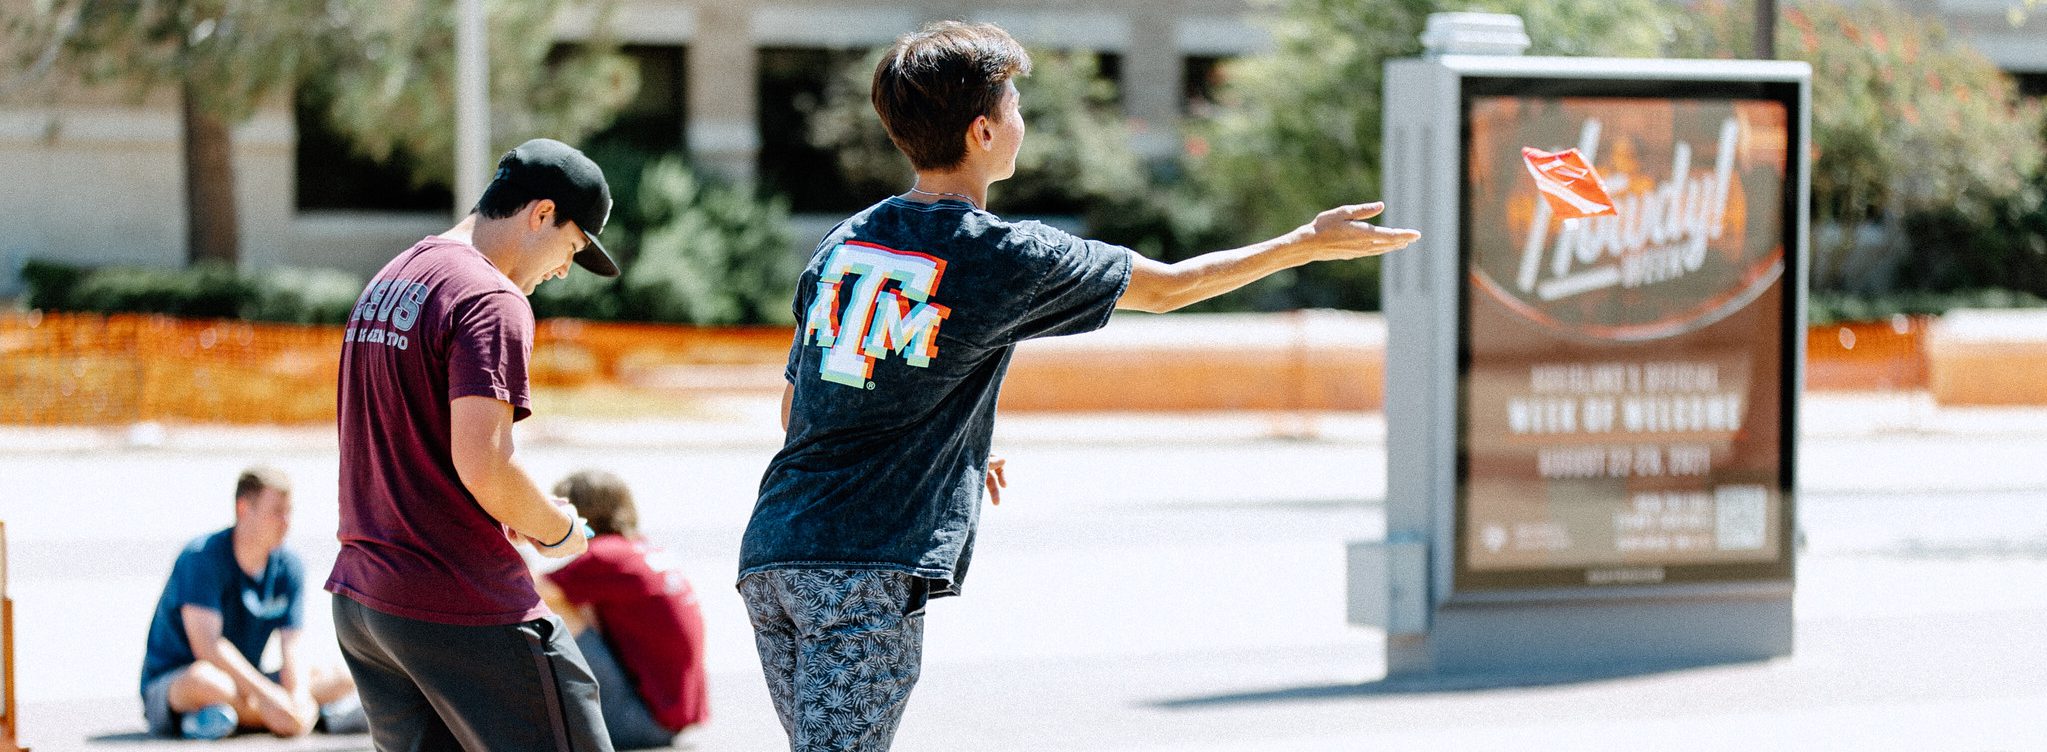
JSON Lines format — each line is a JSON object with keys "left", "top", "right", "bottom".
{"left": 485, "top": 138, "right": 619, "bottom": 277}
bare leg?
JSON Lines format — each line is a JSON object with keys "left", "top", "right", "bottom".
{"left": 308, "top": 664, "right": 358, "bottom": 706}
{"left": 165, "top": 663, "right": 239, "bottom": 716}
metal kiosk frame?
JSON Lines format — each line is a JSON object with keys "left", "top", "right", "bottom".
{"left": 1363, "top": 54, "right": 1811, "bottom": 677}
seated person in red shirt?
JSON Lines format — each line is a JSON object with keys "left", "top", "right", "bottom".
{"left": 535, "top": 470, "right": 710, "bottom": 749}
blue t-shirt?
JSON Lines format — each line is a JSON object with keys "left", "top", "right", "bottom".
{"left": 140, "top": 528, "right": 304, "bottom": 694}
{"left": 739, "top": 198, "right": 1133, "bottom": 597}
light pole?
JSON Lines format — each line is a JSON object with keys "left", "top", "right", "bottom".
{"left": 454, "top": 0, "right": 489, "bottom": 217}
{"left": 1754, "top": 0, "right": 1777, "bottom": 59}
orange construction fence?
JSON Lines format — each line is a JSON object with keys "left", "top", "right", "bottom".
{"left": 0, "top": 312, "right": 342, "bottom": 425}
{"left": 0, "top": 310, "right": 1939, "bottom": 426}
{"left": 1804, "top": 316, "right": 1931, "bottom": 392}
{"left": 0, "top": 312, "right": 793, "bottom": 425}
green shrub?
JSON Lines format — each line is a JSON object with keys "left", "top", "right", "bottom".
{"left": 619, "top": 157, "right": 798, "bottom": 325}
{"left": 25, "top": 155, "right": 803, "bottom": 326}
{"left": 19, "top": 260, "right": 365, "bottom": 324}
{"left": 19, "top": 259, "right": 86, "bottom": 312}
{"left": 1808, "top": 288, "right": 2047, "bottom": 325}
{"left": 245, "top": 267, "right": 370, "bottom": 324}
{"left": 63, "top": 263, "right": 254, "bottom": 319}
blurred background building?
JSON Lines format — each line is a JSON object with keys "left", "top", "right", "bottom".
{"left": 0, "top": 0, "right": 1272, "bottom": 285}
{"left": 1, "top": 0, "right": 2043, "bottom": 303}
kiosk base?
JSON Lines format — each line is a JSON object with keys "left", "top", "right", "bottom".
{"left": 1389, "top": 588, "right": 1793, "bottom": 678}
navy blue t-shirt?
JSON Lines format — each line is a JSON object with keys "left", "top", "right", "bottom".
{"left": 739, "top": 198, "right": 1133, "bottom": 597}
{"left": 140, "top": 528, "right": 304, "bottom": 694}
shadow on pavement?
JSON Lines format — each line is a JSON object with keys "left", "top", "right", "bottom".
{"left": 1152, "top": 657, "right": 1763, "bottom": 708}
{"left": 77, "top": 728, "right": 367, "bottom": 750}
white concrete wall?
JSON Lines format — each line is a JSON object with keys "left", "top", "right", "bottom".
{"left": 0, "top": 104, "right": 300, "bottom": 293}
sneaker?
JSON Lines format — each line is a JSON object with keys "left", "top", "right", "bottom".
{"left": 318, "top": 694, "right": 369, "bottom": 734}
{"left": 180, "top": 703, "right": 238, "bottom": 740}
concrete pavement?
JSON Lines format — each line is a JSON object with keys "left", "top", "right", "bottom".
{"left": 5, "top": 391, "right": 2047, "bottom": 750}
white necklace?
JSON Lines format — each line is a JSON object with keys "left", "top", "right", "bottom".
{"left": 907, "top": 185, "right": 980, "bottom": 209}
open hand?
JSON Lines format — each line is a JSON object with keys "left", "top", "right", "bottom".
{"left": 1300, "top": 202, "right": 1421, "bottom": 261}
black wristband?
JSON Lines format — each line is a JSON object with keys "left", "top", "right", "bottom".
{"left": 538, "top": 518, "right": 575, "bottom": 548}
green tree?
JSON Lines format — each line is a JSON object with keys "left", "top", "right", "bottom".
{"left": 1671, "top": 0, "right": 2045, "bottom": 292}
{"left": 4, "top": 0, "right": 325, "bottom": 265}
{"left": 3, "top": 0, "right": 634, "bottom": 264}
{"left": 312, "top": 1, "right": 638, "bottom": 190}
{"left": 1191, "top": 0, "right": 1674, "bottom": 309}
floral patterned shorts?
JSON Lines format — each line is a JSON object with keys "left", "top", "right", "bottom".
{"left": 739, "top": 569, "right": 928, "bottom": 751}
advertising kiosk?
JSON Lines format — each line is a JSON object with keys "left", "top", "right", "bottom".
{"left": 1359, "top": 19, "right": 1811, "bottom": 676}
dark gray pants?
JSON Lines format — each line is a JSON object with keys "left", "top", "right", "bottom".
{"left": 575, "top": 630, "right": 677, "bottom": 749}
{"left": 333, "top": 594, "right": 614, "bottom": 752}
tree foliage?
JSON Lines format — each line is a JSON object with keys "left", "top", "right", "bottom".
{"left": 311, "top": 0, "right": 639, "bottom": 188}
{"left": 5, "top": 0, "right": 320, "bottom": 118}
{"left": 1670, "top": 0, "right": 2045, "bottom": 292}
{"left": 5, "top": 0, "right": 638, "bottom": 254}
{"left": 1188, "top": 0, "right": 1675, "bottom": 309}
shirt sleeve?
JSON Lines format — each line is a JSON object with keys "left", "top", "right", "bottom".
{"left": 282, "top": 552, "right": 306, "bottom": 630}
{"left": 169, "top": 546, "right": 226, "bottom": 615}
{"left": 1007, "top": 228, "right": 1134, "bottom": 344}
{"left": 448, "top": 289, "right": 535, "bottom": 421}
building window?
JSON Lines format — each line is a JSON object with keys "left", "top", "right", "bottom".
{"left": 758, "top": 47, "right": 880, "bottom": 214}
{"left": 294, "top": 83, "right": 453, "bottom": 213}
{"left": 294, "top": 45, "right": 684, "bottom": 214}
{"left": 2014, "top": 71, "right": 2047, "bottom": 100}
{"left": 585, "top": 44, "right": 688, "bottom": 155}
{"left": 1095, "top": 52, "right": 1124, "bottom": 106}
{"left": 1184, "top": 55, "right": 1232, "bottom": 118}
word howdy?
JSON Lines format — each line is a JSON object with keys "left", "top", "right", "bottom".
{"left": 802, "top": 240, "right": 952, "bottom": 388}
{"left": 1517, "top": 118, "right": 1742, "bottom": 302}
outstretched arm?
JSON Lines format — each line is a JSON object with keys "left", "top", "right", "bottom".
{"left": 1117, "top": 202, "right": 1420, "bottom": 313}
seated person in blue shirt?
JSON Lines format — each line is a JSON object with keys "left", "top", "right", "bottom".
{"left": 139, "top": 467, "right": 362, "bottom": 739}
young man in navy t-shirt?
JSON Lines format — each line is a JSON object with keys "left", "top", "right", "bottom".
{"left": 328, "top": 138, "right": 622, "bottom": 751}
{"left": 736, "top": 21, "right": 1421, "bottom": 751}
{"left": 140, "top": 467, "right": 358, "bottom": 739}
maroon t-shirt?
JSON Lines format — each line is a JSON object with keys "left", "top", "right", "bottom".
{"left": 326, "top": 236, "right": 549, "bottom": 626}
{"left": 547, "top": 535, "right": 709, "bottom": 731}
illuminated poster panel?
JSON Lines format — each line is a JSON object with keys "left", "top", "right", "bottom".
{"left": 1457, "top": 78, "right": 1800, "bottom": 590}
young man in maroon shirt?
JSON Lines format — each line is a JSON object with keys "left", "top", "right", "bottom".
{"left": 328, "top": 138, "right": 621, "bottom": 751}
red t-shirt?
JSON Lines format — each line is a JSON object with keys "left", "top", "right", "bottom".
{"left": 547, "top": 535, "right": 709, "bottom": 731}
{"left": 326, "top": 236, "right": 549, "bottom": 626}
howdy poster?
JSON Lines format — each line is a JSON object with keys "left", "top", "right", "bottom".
{"left": 1458, "top": 93, "right": 1795, "bottom": 588}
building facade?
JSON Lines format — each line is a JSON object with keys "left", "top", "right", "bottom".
{"left": 2, "top": 0, "right": 2043, "bottom": 291}
{"left": 0, "top": 0, "right": 1269, "bottom": 288}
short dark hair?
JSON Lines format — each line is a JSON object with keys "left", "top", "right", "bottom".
{"left": 872, "top": 21, "right": 1031, "bottom": 171}
{"left": 472, "top": 180, "right": 574, "bottom": 225}
{"left": 234, "top": 466, "right": 290, "bottom": 503}
{"left": 553, "top": 469, "right": 638, "bottom": 538}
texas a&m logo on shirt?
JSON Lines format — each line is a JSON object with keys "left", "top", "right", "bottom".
{"left": 801, "top": 240, "right": 951, "bottom": 389}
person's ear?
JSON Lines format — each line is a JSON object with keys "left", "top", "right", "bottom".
{"left": 971, "top": 115, "right": 995, "bottom": 151}
{"left": 528, "top": 199, "right": 556, "bottom": 231}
